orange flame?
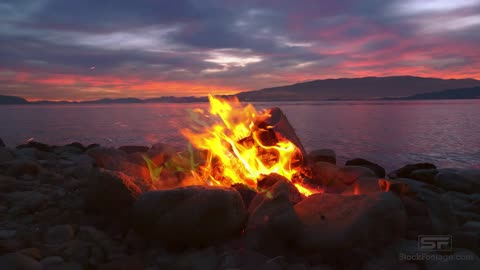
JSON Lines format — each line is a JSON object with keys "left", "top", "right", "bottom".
{"left": 181, "top": 95, "right": 319, "bottom": 196}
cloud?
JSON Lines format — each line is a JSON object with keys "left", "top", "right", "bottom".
{"left": 0, "top": 0, "right": 479, "bottom": 100}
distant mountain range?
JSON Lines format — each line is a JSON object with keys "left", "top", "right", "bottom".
{"left": 235, "top": 76, "right": 480, "bottom": 101}
{"left": 1, "top": 76, "right": 479, "bottom": 104}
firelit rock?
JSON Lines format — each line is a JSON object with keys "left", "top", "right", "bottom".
{"left": 379, "top": 178, "right": 457, "bottom": 235}
{"left": 132, "top": 186, "right": 247, "bottom": 248}
{"left": 83, "top": 169, "right": 145, "bottom": 215}
{"left": 246, "top": 192, "right": 301, "bottom": 256}
{"left": 345, "top": 158, "right": 385, "bottom": 178}
{"left": 118, "top": 145, "right": 149, "bottom": 154}
{"left": 86, "top": 146, "right": 128, "bottom": 169}
{"left": 293, "top": 192, "right": 407, "bottom": 254}
{"left": 309, "top": 149, "right": 336, "bottom": 165}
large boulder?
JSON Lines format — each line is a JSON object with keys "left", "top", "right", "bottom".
{"left": 308, "top": 149, "right": 336, "bottom": 165}
{"left": 293, "top": 192, "right": 407, "bottom": 254}
{"left": 132, "top": 186, "right": 247, "bottom": 248}
{"left": 345, "top": 158, "right": 385, "bottom": 178}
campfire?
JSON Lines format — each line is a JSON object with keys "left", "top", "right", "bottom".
{"left": 178, "top": 95, "right": 320, "bottom": 196}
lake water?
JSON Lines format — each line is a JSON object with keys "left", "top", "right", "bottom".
{"left": 1, "top": 100, "right": 480, "bottom": 171}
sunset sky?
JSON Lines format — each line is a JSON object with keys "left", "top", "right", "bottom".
{"left": 1, "top": 0, "right": 479, "bottom": 101}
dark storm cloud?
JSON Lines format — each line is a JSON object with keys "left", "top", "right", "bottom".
{"left": 0, "top": 0, "right": 479, "bottom": 100}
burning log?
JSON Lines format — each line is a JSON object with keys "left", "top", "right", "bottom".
{"left": 181, "top": 95, "right": 315, "bottom": 196}
{"left": 254, "top": 107, "right": 307, "bottom": 164}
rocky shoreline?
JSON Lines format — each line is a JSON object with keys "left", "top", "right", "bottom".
{"left": 1, "top": 139, "right": 479, "bottom": 270}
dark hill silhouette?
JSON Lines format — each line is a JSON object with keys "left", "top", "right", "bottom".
{"left": 236, "top": 76, "right": 480, "bottom": 101}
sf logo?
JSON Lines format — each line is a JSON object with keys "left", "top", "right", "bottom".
{"left": 418, "top": 235, "right": 452, "bottom": 251}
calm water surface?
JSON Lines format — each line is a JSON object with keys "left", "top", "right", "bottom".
{"left": 1, "top": 100, "right": 480, "bottom": 170}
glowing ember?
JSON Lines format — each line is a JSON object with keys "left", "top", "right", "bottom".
{"left": 181, "top": 95, "right": 320, "bottom": 196}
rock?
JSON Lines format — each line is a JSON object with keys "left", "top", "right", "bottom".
{"left": 17, "top": 141, "right": 53, "bottom": 152}
{"left": 455, "top": 210, "right": 480, "bottom": 224}
{"left": 309, "top": 149, "right": 336, "bottom": 165}
{"left": 86, "top": 147, "right": 127, "bottom": 169}
{"left": 44, "top": 225, "right": 75, "bottom": 245}
{"left": 425, "top": 249, "right": 480, "bottom": 270}
{"left": 44, "top": 261, "right": 83, "bottom": 270}
{"left": 268, "top": 176, "right": 304, "bottom": 204}
{"left": 460, "top": 221, "right": 480, "bottom": 232}
{"left": 6, "top": 191, "right": 48, "bottom": 213}
{"left": 118, "top": 145, "right": 149, "bottom": 154}
{"left": 452, "top": 231, "right": 480, "bottom": 250}
{"left": 434, "top": 171, "right": 474, "bottom": 193}
{"left": 65, "top": 154, "right": 95, "bottom": 167}
{"left": 0, "top": 147, "right": 14, "bottom": 163}
{"left": 363, "top": 240, "right": 420, "bottom": 270}
{"left": 40, "top": 256, "right": 64, "bottom": 267}
{"left": 0, "top": 138, "right": 5, "bottom": 147}
{"left": 3, "top": 160, "right": 42, "bottom": 177}
{"left": 246, "top": 192, "right": 301, "bottom": 255}
{"left": 19, "top": 248, "right": 42, "bottom": 260}
{"left": 83, "top": 169, "right": 144, "bottom": 215}
{"left": 409, "top": 169, "right": 438, "bottom": 184}
{"left": 388, "top": 163, "right": 436, "bottom": 179}
{"left": 35, "top": 150, "right": 56, "bottom": 161}
{"left": 64, "top": 164, "right": 93, "bottom": 179}
{"left": 257, "top": 173, "right": 288, "bottom": 189}
{"left": 260, "top": 256, "right": 284, "bottom": 270}
{"left": 76, "top": 226, "right": 115, "bottom": 257}
{"left": 335, "top": 165, "right": 376, "bottom": 186}
{"left": 65, "top": 142, "right": 86, "bottom": 151}
{"left": 379, "top": 178, "right": 457, "bottom": 235}
{"left": 456, "top": 169, "right": 480, "bottom": 191}
{"left": 345, "top": 158, "right": 385, "bottom": 178}
{"left": 354, "top": 177, "right": 382, "bottom": 194}
{"left": 231, "top": 183, "right": 257, "bottom": 208}
{"left": 133, "top": 186, "right": 247, "bottom": 248}
{"left": 0, "top": 230, "right": 16, "bottom": 239}
{"left": 13, "top": 148, "right": 37, "bottom": 160}
{"left": 293, "top": 192, "right": 407, "bottom": 253}
{"left": 97, "top": 255, "right": 144, "bottom": 270}
{"left": 169, "top": 247, "right": 218, "bottom": 270}
{"left": 311, "top": 161, "right": 340, "bottom": 187}
{"left": 62, "top": 240, "right": 92, "bottom": 265}
{"left": 86, "top": 143, "right": 100, "bottom": 149}
{"left": 0, "top": 252, "right": 42, "bottom": 270}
